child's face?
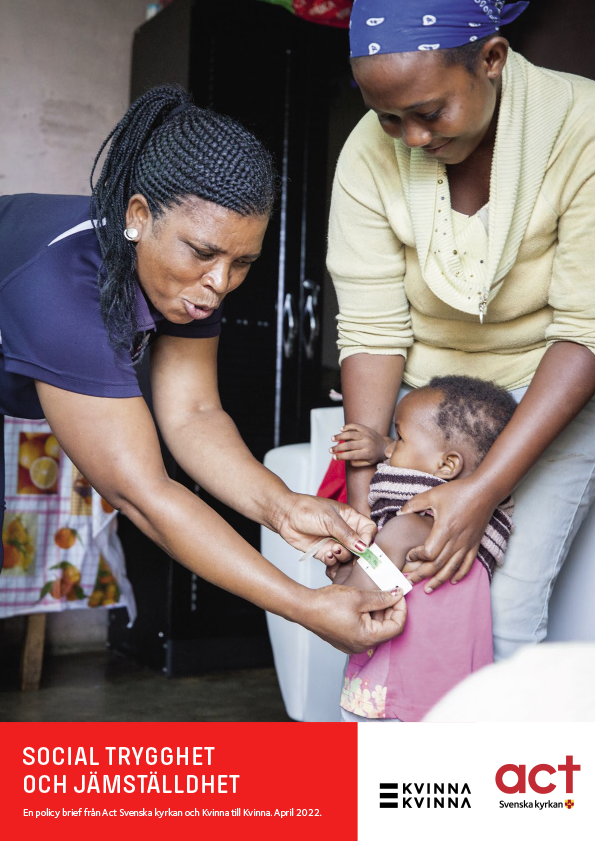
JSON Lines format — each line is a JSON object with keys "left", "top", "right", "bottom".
{"left": 384, "top": 390, "right": 449, "bottom": 475}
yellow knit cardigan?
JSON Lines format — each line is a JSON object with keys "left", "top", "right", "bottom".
{"left": 327, "top": 50, "right": 595, "bottom": 389}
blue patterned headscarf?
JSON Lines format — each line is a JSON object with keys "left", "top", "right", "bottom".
{"left": 349, "top": 0, "right": 529, "bottom": 57}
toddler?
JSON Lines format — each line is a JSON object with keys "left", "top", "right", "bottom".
{"left": 331, "top": 376, "right": 516, "bottom": 721}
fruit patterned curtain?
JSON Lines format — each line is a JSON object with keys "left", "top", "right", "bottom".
{"left": 0, "top": 416, "right": 136, "bottom": 621}
{"left": 258, "top": 0, "right": 353, "bottom": 28}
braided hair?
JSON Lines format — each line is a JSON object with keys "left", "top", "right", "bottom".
{"left": 90, "top": 85, "right": 276, "bottom": 353}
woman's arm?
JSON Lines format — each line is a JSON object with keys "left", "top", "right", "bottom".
{"left": 149, "top": 334, "right": 376, "bottom": 560}
{"left": 35, "top": 380, "right": 405, "bottom": 653}
{"left": 401, "top": 341, "right": 595, "bottom": 592}
{"left": 340, "top": 354, "right": 404, "bottom": 514}
{"left": 150, "top": 334, "right": 286, "bottom": 528}
{"left": 326, "top": 116, "right": 411, "bottom": 514}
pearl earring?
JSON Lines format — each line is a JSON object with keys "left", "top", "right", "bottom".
{"left": 123, "top": 227, "right": 139, "bottom": 242}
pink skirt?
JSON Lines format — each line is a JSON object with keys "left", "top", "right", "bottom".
{"left": 341, "top": 558, "right": 493, "bottom": 722}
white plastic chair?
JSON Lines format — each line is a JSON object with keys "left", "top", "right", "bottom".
{"left": 261, "top": 408, "right": 346, "bottom": 722}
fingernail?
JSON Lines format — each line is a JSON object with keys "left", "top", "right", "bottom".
{"left": 355, "top": 540, "right": 366, "bottom": 552}
{"left": 389, "top": 588, "right": 402, "bottom": 595}
{"left": 451, "top": 580, "right": 457, "bottom": 585}
{"left": 396, "top": 510, "right": 404, "bottom": 516}
{"left": 424, "top": 586, "right": 433, "bottom": 594}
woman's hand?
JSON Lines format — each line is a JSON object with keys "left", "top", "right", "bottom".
{"left": 300, "top": 585, "right": 407, "bottom": 653}
{"left": 329, "top": 423, "right": 391, "bottom": 467}
{"left": 399, "top": 476, "right": 500, "bottom": 593}
{"left": 275, "top": 492, "right": 377, "bottom": 564}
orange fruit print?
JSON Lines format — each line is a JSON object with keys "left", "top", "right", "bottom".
{"left": 2, "top": 544, "right": 21, "bottom": 569}
{"left": 100, "top": 497, "right": 115, "bottom": 514}
{"left": 54, "top": 527, "right": 79, "bottom": 550}
{"left": 18, "top": 438, "right": 45, "bottom": 469}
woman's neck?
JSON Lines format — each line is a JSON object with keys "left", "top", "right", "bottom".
{"left": 446, "top": 84, "right": 501, "bottom": 216}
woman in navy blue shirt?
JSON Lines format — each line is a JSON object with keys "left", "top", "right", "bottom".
{"left": 0, "top": 86, "right": 405, "bottom": 653}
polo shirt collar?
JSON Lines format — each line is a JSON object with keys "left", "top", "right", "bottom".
{"left": 134, "top": 283, "right": 157, "bottom": 332}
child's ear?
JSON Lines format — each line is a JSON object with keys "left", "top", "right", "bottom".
{"left": 435, "top": 451, "right": 464, "bottom": 479}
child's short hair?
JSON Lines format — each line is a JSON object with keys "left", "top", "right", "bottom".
{"left": 425, "top": 375, "right": 517, "bottom": 467}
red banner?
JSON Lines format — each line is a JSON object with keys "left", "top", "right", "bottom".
{"left": 0, "top": 722, "right": 357, "bottom": 840}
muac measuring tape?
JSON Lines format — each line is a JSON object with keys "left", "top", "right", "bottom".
{"left": 299, "top": 539, "right": 412, "bottom": 596}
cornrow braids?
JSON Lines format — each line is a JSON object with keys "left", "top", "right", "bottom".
{"left": 425, "top": 375, "right": 517, "bottom": 467}
{"left": 90, "top": 85, "right": 277, "bottom": 353}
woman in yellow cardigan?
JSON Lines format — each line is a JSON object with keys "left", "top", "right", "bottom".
{"left": 328, "top": 0, "right": 595, "bottom": 659}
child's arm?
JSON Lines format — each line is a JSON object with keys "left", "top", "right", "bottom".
{"left": 335, "top": 514, "right": 432, "bottom": 590}
{"left": 330, "top": 423, "right": 392, "bottom": 468}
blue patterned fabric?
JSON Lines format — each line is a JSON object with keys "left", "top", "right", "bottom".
{"left": 349, "top": 0, "right": 529, "bottom": 57}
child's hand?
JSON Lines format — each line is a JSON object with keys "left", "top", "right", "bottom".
{"left": 402, "top": 560, "right": 423, "bottom": 576}
{"left": 330, "top": 559, "right": 356, "bottom": 585}
{"left": 330, "top": 424, "right": 391, "bottom": 468}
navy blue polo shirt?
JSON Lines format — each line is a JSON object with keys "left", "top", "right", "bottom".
{"left": 0, "top": 194, "right": 222, "bottom": 419}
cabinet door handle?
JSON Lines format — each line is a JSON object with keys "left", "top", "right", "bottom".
{"left": 283, "top": 292, "right": 297, "bottom": 358}
{"left": 303, "top": 294, "right": 320, "bottom": 360}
